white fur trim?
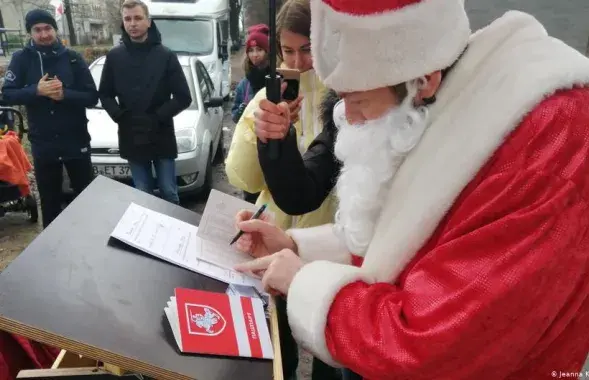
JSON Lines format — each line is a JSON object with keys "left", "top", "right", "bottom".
{"left": 310, "top": 0, "right": 470, "bottom": 91}
{"left": 359, "top": 11, "right": 589, "bottom": 283}
{"left": 286, "top": 261, "right": 373, "bottom": 366}
{"left": 287, "top": 224, "right": 351, "bottom": 264}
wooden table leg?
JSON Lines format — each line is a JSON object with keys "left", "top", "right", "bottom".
{"left": 269, "top": 297, "right": 283, "bottom": 380}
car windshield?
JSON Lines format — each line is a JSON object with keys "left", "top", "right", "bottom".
{"left": 89, "top": 62, "right": 198, "bottom": 111}
{"left": 153, "top": 18, "right": 214, "bottom": 55}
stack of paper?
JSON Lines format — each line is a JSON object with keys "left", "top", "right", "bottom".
{"left": 110, "top": 190, "right": 263, "bottom": 289}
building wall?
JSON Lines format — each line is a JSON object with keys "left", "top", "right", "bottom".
{"left": 0, "top": 1, "right": 52, "bottom": 31}
{"left": 0, "top": 0, "right": 113, "bottom": 44}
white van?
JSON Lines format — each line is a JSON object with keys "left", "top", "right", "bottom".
{"left": 144, "top": 0, "right": 232, "bottom": 99}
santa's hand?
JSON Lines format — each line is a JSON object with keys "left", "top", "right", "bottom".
{"left": 235, "top": 249, "right": 304, "bottom": 295}
{"left": 233, "top": 210, "right": 295, "bottom": 258}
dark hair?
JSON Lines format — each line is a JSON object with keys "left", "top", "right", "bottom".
{"left": 275, "top": 0, "right": 311, "bottom": 59}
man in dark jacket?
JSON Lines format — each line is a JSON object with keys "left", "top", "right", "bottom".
{"left": 2, "top": 9, "right": 99, "bottom": 228}
{"left": 98, "top": 0, "right": 192, "bottom": 204}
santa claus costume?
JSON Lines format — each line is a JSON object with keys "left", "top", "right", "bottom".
{"left": 284, "top": 0, "right": 589, "bottom": 378}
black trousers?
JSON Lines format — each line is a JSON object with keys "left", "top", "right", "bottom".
{"left": 276, "top": 296, "right": 342, "bottom": 380}
{"left": 33, "top": 155, "right": 94, "bottom": 228}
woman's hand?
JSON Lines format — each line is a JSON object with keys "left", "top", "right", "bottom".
{"left": 288, "top": 95, "right": 304, "bottom": 124}
{"left": 234, "top": 209, "right": 297, "bottom": 258}
{"left": 254, "top": 83, "right": 304, "bottom": 142}
{"left": 254, "top": 99, "right": 291, "bottom": 143}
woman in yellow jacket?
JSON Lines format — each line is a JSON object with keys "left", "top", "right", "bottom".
{"left": 225, "top": 0, "right": 337, "bottom": 232}
{"left": 226, "top": 1, "right": 341, "bottom": 380}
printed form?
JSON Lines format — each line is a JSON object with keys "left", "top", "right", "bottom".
{"left": 111, "top": 201, "right": 260, "bottom": 288}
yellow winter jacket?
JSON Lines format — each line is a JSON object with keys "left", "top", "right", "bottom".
{"left": 225, "top": 69, "right": 338, "bottom": 231}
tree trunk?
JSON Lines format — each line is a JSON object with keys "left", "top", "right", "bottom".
{"left": 242, "top": 0, "right": 284, "bottom": 30}
{"left": 229, "top": 0, "right": 241, "bottom": 49}
{"left": 64, "top": 0, "right": 77, "bottom": 46}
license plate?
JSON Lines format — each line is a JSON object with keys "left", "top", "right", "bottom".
{"left": 93, "top": 164, "right": 131, "bottom": 178}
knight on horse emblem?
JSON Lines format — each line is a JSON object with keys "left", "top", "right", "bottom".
{"left": 190, "top": 307, "right": 221, "bottom": 334}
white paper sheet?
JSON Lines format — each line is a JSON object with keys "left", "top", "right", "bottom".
{"left": 197, "top": 189, "right": 258, "bottom": 245}
{"left": 111, "top": 202, "right": 262, "bottom": 289}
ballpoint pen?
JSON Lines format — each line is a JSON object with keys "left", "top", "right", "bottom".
{"left": 229, "top": 203, "right": 268, "bottom": 245}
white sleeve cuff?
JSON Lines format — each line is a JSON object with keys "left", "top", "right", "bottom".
{"left": 287, "top": 224, "right": 351, "bottom": 264}
{"left": 286, "top": 260, "right": 373, "bottom": 367}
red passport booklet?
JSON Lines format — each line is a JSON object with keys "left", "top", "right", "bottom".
{"left": 164, "top": 288, "right": 274, "bottom": 359}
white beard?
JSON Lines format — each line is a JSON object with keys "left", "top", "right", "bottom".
{"left": 333, "top": 82, "right": 430, "bottom": 256}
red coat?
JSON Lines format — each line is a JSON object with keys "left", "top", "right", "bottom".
{"left": 325, "top": 87, "right": 589, "bottom": 379}
{"left": 285, "top": 11, "right": 589, "bottom": 380}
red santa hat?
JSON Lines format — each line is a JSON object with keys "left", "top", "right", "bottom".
{"left": 310, "top": 0, "right": 471, "bottom": 92}
{"left": 246, "top": 24, "right": 270, "bottom": 52}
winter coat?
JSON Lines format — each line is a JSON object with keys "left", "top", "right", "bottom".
{"left": 258, "top": 90, "right": 341, "bottom": 215}
{"left": 98, "top": 22, "right": 192, "bottom": 161}
{"left": 231, "top": 78, "right": 254, "bottom": 123}
{"left": 231, "top": 66, "right": 270, "bottom": 123}
{"left": 225, "top": 69, "right": 338, "bottom": 231}
{"left": 2, "top": 39, "right": 98, "bottom": 160}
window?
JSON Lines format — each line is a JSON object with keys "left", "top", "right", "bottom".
{"left": 154, "top": 18, "right": 214, "bottom": 55}
{"left": 196, "top": 62, "right": 210, "bottom": 101}
{"left": 198, "top": 62, "right": 216, "bottom": 97}
{"left": 199, "top": 62, "right": 215, "bottom": 94}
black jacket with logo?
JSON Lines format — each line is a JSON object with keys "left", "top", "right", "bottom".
{"left": 2, "top": 39, "right": 98, "bottom": 160}
{"left": 98, "top": 22, "right": 192, "bottom": 161}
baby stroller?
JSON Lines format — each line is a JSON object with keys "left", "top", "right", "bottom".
{"left": 0, "top": 105, "right": 38, "bottom": 223}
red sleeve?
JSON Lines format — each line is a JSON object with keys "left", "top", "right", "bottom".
{"left": 325, "top": 91, "right": 589, "bottom": 379}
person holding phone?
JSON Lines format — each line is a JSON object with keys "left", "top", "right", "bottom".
{"left": 231, "top": 24, "right": 271, "bottom": 204}
{"left": 226, "top": 0, "right": 337, "bottom": 232}
{"left": 225, "top": 1, "right": 341, "bottom": 379}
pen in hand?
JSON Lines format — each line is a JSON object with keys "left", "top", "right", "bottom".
{"left": 229, "top": 203, "right": 268, "bottom": 246}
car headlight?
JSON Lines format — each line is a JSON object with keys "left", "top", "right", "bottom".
{"left": 176, "top": 128, "right": 197, "bottom": 154}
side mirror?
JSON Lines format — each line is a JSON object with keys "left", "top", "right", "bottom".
{"left": 205, "top": 97, "right": 224, "bottom": 109}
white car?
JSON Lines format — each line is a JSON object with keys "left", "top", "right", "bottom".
{"left": 65, "top": 55, "right": 225, "bottom": 196}
{"left": 146, "top": 0, "right": 233, "bottom": 99}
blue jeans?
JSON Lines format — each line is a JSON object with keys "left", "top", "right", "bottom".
{"left": 128, "top": 159, "right": 179, "bottom": 204}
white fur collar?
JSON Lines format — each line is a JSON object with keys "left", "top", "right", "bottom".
{"left": 361, "top": 10, "right": 589, "bottom": 282}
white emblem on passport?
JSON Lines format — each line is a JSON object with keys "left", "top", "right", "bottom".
{"left": 186, "top": 304, "right": 226, "bottom": 336}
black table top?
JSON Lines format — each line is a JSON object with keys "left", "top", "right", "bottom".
{"left": 0, "top": 175, "right": 273, "bottom": 380}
